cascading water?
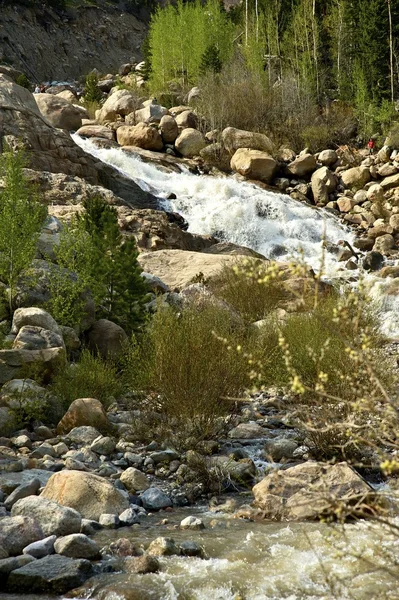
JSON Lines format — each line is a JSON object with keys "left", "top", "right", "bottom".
{"left": 73, "top": 135, "right": 399, "bottom": 337}
{"left": 73, "top": 135, "right": 354, "bottom": 275}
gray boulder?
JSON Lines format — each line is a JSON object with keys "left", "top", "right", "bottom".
{"left": 6, "top": 554, "right": 93, "bottom": 594}
{"left": 54, "top": 534, "right": 100, "bottom": 560}
{"left": 0, "top": 516, "right": 44, "bottom": 556}
{"left": 11, "top": 496, "right": 82, "bottom": 537}
{"left": 140, "top": 487, "right": 172, "bottom": 511}
{"left": 23, "top": 535, "right": 56, "bottom": 559}
{"left": 11, "top": 308, "right": 62, "bottom": 337}
{"left": 4, "top": 477, "right": 41, "bottom": 510}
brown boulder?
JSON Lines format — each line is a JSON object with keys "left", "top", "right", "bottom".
{"left": 56, "top": 398, "right": 110, "bottom": 435}
{"left": 230, "top": 148, "right": 277, "bottom": 183}
{"left": 34, "top": 94, "right": 83, "bottom": 131}
{"left": 116, "top": 124, "right": 163, "bottom": 151}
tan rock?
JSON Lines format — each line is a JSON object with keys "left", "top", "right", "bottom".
{"left": 175, "top": 110, "right": 197, "bottom": 129}
{"left": 120, "top": 467, "right": 150, "bottom": 493}
{"left": 56, "top": 398, "right": 110, "bottom": 435}
{"left": 230, "top": 148, "right": 277, "bottom": 183}
{"left": 98, "top": 89, "right": 139, "bottom": 123}
{"left": 75, "top": 125, "right": 115, "bottom": 141}
{"left": 367, "top": 184, "right": 385, "bottom": 203}
{"left": 175, "top": 128, "right": 206, "bottom": 158}
{"left": 373, "top": 234, "right": 395, "bottom": 253}
{"left": 378, "top": 163, "right": 397, "bottom": 177}
{"left": 337, "top": 196, "right": 357, "bottom": 212}
{"left": 367, "top": 224, "right": 394, "bottom": 239}
{"left": 318, "top": 149, "right": 338, "bottom": 167}
{"left": 287, "top": 153, "right": 317, "bottom": 177}
{"left": 34, "top": 94, "right": 82, "bottom": 131}
{"left": 116, "top": 123, "right": 163, "bottom": 151}
{"left": 222, "top": 127, "right": 273, "bottom": 155}
{"left": 341, "top": 166, "right": 371, "bottom": 190}
{"left": 137, "top": 249, "right": 248, "bottom": 290}
{"left": 253, "top": 461, "right": 371, "bottom": 521}
{"left": 311, "top": 166, "right": 337, "bottom": 204}
{"left": 40, "top": 470, "right": 129, "bottom": 520}
{"left": 56, "top": 90, "right": 77, "bottom": 103}
{"left": 380, "top": 173, "right": 399, "bottom": 191}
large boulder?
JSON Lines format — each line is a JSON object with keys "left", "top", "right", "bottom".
{"left": 0, "top": 516, "right": 44, "bottom": 556}
{"left": 6, "top": 554, "right": 93, "bottom": 594}
{"left": 56, "top": 398, "right": 110, "bottom": 435}
{"left": 287, "top": 154, "right": 317, "bottom": 177}
{"left": 11, "top": 308, "right": 62, "bottom": 337}
{"left": 318, "top": 149, "right": 338, "bottom": 167}
{"left": 222, "top": 127, "right": 273, "bottom": 155}
{"left": 230, "top": 148, "right": 277, "bottom": 183}
{"left": 11, "top": 496, "right": 81, "bottom": 536}
{"left": 175, "top": 128, "right": 206, "bottom": 158}
{"left": 116, "top": 123, "right": 163, "bottom": 151}
{"left": 380, "top": 173, "right": 399, "bottom": 191}
{"left": 13, "top": 326, "right": 65, "bottom": 352}
{"left": 253, "top": 461, "right": 372, "bottom": 520}
{"left": 75, "top": 125, "right": 115, "bottom": 141}
{"left": 311, "top": 166, "right": 337, "bottom": 205}
{"left": 341, "top": 166, "right": 371, "bottom": 190}
{"left": 175, "top": 110, "right": 198, "bottom": 129}
{"left": 98, "top": 89, "right": 138, "bottom": 123}
{"left": 137, "top": 249, "right": 246, "bottom": 290}
{"left": 86, "top": 319, "right": 128, "bottom": 360}
{"left": 40, "top": 470, "right": 129, "bottom": 520}
{"left": 34, "top": 94, "right": 82, "bottom": 131}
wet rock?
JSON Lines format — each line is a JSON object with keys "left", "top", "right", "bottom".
{"left": 264, "top": 439, "right": 299, "bottom": 462}
{"left": 6, "top": 554, "right": 93, "bottom": 594}
{"left": 180, "top": 516, "right": 205, "bottom": 530}
{"left": 23, "top": 535, "right": 56, "bottom": 559}
{"left": 120, "top": 467, "right": 150, "bottom": 493}
{"left": 124, "top": 554, "right": 159, "bottom": 574}
{"left": 140, "top": 487, "right": 173, "bottom": 511}
{"left": 253, "top": 461, "right": 373, "bottom": 521}
{"left": 57, "top": 400, "right": 110, "bottom": 435}
{"left": 362, "top": 251, "right": 384, "bottom": 272}
{"left": 4, "top": 477, "right": 41, "bottom": 510}
{"left": 108, "top": 537, "right": 136, "bottom": 557}
{"left": 180, "top": 540, "right": 204, "bottom": 557}
{"left": 54, "top": 534, "right": 101, "bottom": 560}
{"left": 11, "top": 496, "right": 81, "bottom": 537}
{"left": 147, "top": 537, "right": 179, "bottom": 557}
{"left": 119, "top": 507, "right": 140, "bottom": 526}
{"left": 40, "top": 470, "right": 129, "bottom": 520}
{"left": 0, "top": 516, "right": 44, "bottom": 556}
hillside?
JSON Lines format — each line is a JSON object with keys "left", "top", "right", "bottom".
{"left": 0, "top": 2, "right": 148, "bottom": 81}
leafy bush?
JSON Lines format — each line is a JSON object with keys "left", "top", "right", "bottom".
{"left": 50, "top": 349, "right": 123, "bottom": 411}
{"left": 83, "top": 72, "right": 103, "bottom": 104}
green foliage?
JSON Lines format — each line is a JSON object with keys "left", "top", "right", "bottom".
{"left": 199, "top": 44, "right": 222, "bottom": 76}
{"left": 46, "top": 221, "right": 95, "bottom": 328}
{"left": 0, "top": 149, "right": 47, "bottom": 311}
{"left": 15, "top": 74, "right": 31, "bottom": 89}
{"left": 50, "top": 348, "right": 123, "bottom": 411}
{"left": 148, "top": 0, "right": 235, "bottom": 93}
{"left": 83, "top": 72, "right": 103, "bottom": 104}
{"left": 79, "top": 196, "right": 150, "bottom": 333}
{"left": 123, "top": 304, "right": 249, "bottom": 444}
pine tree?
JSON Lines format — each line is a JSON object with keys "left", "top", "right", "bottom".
{"left": 199, "top": 44, "right": 223, "bottom": 76}
{"left": 80, "top": 197, "right": 149, "bottom": 333}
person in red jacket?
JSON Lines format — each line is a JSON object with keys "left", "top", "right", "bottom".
{"left": 368, "top": 138, "right": 375, "bottom": 154}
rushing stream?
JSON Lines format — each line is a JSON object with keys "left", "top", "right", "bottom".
{"left": 14, "top": 137, "right": 396, "bottom": 600}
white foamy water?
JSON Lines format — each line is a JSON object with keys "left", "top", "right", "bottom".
{"left": 73, "top": 136, "right": 354, "bottom": 273}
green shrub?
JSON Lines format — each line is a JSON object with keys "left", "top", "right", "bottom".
{"left": 15, "top": 73, "right": 31, "bottom": 89}
{"left": 83, "top": 72, "right": 103, "bottom": 104}
{"left": 50, "top": 349, "right": 123, "bottom": 411}
{"left": 123, "top": 303, "right": 249, "bottom": 446}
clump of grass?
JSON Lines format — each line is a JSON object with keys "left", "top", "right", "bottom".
{"left": 50, "top": 348, "right": 123, "bottom": 412}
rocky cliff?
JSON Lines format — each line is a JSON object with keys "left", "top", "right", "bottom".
{"left": 0, "top": 4, "right": 147, "bottom": 82}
